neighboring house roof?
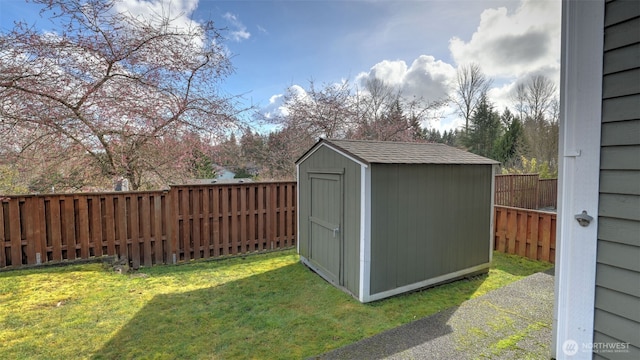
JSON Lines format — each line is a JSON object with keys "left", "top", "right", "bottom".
{"left": 297, "top": 138, "right": 500, "bottom": 165}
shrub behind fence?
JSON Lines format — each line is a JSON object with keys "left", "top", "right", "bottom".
{"left": 0, "top": 182, "right": 296, "bottom": 269}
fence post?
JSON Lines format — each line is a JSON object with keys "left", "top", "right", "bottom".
{"left": 168, "top": 186, "right": 177, "bottom": 264}
{"left": 536, "top": 174, "right": 540, "bottom": 209}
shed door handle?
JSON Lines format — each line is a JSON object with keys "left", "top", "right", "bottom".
{"left": 333, "top": 227, "right": 340, "bottom": 238}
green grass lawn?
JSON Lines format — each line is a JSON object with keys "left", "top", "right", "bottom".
{"left": 0, "top": 250, "right": 552, "bottom": 360}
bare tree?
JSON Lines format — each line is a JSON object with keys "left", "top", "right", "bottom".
{"left": 0, "top": 0, "right": 241, "bottom": 190}
{"left": 353, "top": 78, "right": 443, "bottom": 141}
{"left": 451, "top": 63, "right": 492, "bottom": 132}
{"left": 512, "top": 75, "right": 557, "bottom": 122}
{"left": 253, "top": 78, "right": 444, "bottom": 178}
{"left": 266, "top": 80, "right": 356, "bottom": 141}
{"left": 511, "top": 75, "right": 559, "bottom": 173}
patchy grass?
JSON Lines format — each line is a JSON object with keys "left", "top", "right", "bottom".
{"left": 0, "top": 250, "right": 551, "bottom": 359}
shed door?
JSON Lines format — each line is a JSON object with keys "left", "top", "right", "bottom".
{"left": 309, "top": 173, "right": 342, "bottom": 285}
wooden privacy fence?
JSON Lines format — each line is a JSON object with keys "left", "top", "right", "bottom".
{"left": 537, "top": 179, "right": 557, "bottom": 209}
{"left": 0, "top": 182, "right": 296, "bottom": 270}
{"left": 494, "top": 205, "right": 556, "bottom": 263}
{"left": 495, "top": 174, "right": 558, "bottom": 210}
{"left": 1, "top": 179, "right": 557, "bottom": 269}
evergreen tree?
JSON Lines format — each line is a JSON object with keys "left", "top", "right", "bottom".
{"left": 423, "top": 128, "right": 443, "bottom": 143}
{"left": 462, "top": 93, "right": 502, "bottom": 158}
{"left": 493, "top": 109, "right": 524, "bottom": 165}
{"left": 190, "top": 149, "right": 216, "bottom": 179}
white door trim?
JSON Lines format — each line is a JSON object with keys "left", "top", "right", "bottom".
{"left": 553, "top": 0, "right": 604, "bottom": 358}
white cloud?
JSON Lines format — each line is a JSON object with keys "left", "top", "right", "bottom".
{"left": 257, "top": 25, "right": 268, "bottom": 34}
{"left": 223, "top": 12, "right": 251, "bottom": 42}
{"left": 448, "top": 0, "right": 561, "bottom": 79}
{"left": 264, "top": 93, "right": 289, "bottom": 118}
{"left": 268, "top": 94, "right": 282, "bottom": 105}
{"left": 402, "top": 56, "right": 457, "bottom": 101}
{"left": 355, "top": 55, "right": 456, "bottom": 102}
{"left": 358, "top": 60, "right": 407, "bottom": 87}
{"left": 114, "top": 0, "right": 200, "bottom": 32}
{"left": 259, "top": 0, "right": 561, "bottom": 135}
{"left": 262, "top": 86, "right": 307, "bottom": 119}
{"left": 488, "top": 82, "right": 517, "bottom": 114}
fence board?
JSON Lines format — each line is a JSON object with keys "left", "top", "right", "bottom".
{"left": 62, "top": 197, "right": 75, "bottom": 260}
{"left": 179, "top": 189, "right": 189, "bottom": 261}
{"left": 103, "top": 197, "right": 115, "bottom": 256}
{"left": 0, "top": 200, "right": 6, "bottom": 267}
{"left": 201, "top": 189, "right": 210, "bottom": 259}
{"left": 268, "top": 185, "right": 275, "bottom": 249}
{"left": 495, "top": 206, "right": 507, "bottom": 253}
{"left": 211, "top": 187, "right": 220, "bottom": 257}
{"left": 168, "top": 189, "right": 177, "bottom": 263}
{"left": 49, "top": 198, "right": 62, "bottom": 261}
{"left": 221, "top": 187, "right": 230, "bottom": 255}
{"left": 116, "top": 195, "right": 127, "bottom": 260}
{"left": 279, "top": 185, "right": 285, "bottom": 247}
{"left": 240, "top": 186, "right": 248, "bottom": 252}
{"left": 89, "top": 196, "right": 103, "bottom": 258}
{"left": 153, "top": 195, "right": 164, "bottom": 264}
{"left": 248, "top": 186, "right": 256, "bottom": 251}
{"left": 24, "top": 199, "right": 36, "bottom": 265}
{"left": 78, "top": 197, "right": 90, "bottom": 259}
{"left": 9, "top": 200, "right": 22, "bottom": 267}
{"left": 193, "top": 188, "right": 202, "bottom": 261}
{"left": 516, "top": 210, "right": 527, "bottom": 257}
{"left": 129, "top": 196, "right": 140, "bottom": 269}
{"left": 539, "top": 215, "right": 552, "bottom": 262}
{"left": 230, "top": 187, "right": 239, "bottom": 255}
{"left": 290, "top": 184, "right": 296, "bottom": 246}
{"left": 527, "top": 214, "right": 539, "bottom": 261}
{"left": 258, "top": 186, "right": 265, "bottom": 249}
{"left": 33, "top": 198, "right": 47, "bottom": 265}
{"left": 494, "top": 205, "right": 556, "bottom": 263}
{"left": 141, "top": 195, "right": 152, "bottom": 267}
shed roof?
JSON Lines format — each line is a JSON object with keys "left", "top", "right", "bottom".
{"left": 297, "top": 138, "right": 500, "bottom": 165}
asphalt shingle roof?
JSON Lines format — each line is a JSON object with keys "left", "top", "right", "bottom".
{"left": 312, "top": 139, "right": 499, "bottom": 165}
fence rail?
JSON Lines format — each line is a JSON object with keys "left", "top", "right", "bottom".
{"left": 494, "top": 205, "right": 556, "bottom": 263}
{"left": 1, "top": 182, "right": 296, "bottom": 269}
{"left": 495, "top": 174, "right": 557, "bottom": 210}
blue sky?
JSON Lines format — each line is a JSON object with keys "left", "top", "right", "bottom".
{"left": 0, "top": 0, "right": 561, "bottom": 132}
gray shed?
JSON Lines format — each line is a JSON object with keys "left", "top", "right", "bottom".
{"left": 296, "top": 138, "right": 499, "bottom": 302}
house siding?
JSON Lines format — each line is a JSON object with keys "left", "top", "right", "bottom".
{"left": 369, "top": 164, "right": 492, "bottom": 295}
{"left": 594, "top": 1, "right": 640, "bottom": 358}
{"left": 297, "top": 145, "right": 362, "bottom": 296}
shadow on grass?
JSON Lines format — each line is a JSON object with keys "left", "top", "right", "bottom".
{"left": 313, "top": 305, "right": 461, "bottom": 360}
{"left": 92, "top": 261, "right": 485, "bottom": 360}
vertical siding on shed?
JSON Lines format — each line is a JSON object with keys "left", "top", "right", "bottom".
{"left": 595, "top": 0, "right": 640, "bottom": 357}
{"left": 369, "top": 164, "right": 492, "bottom": 295}
{"left": 298, "top": 145, "right": 362, "bottom": 296}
